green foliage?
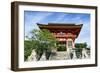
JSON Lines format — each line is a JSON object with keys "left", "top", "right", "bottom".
{"left": 24, "top": 29, "right": 57, "bottom": 60}
{"left": 75, "top": 42, "right": 88, "bottom": 58}
{"left": 57, "top": 44, "right": 66, "bottom": 51}
{"left": 75, "top": 42, "right": 87, "bottom": 49}
{"left": 24, "top": 40, "right": 33, "bottom": 61}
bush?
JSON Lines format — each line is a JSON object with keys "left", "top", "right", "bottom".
{"left": 57, "top": 45, "right": 66, "bottom": 51}
{"left": 24, "top": 40, "right": 34, "bottom": 61}
{"left": 75, "top": 43, "right": 87, "bottom": 49}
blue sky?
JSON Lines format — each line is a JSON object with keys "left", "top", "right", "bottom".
{"left": 24, "top": 11, "right": 90, "bottom": 46}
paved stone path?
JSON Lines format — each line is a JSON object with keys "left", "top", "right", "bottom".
{"left": 49, "top": 51, "right": 68, "bottom": 60}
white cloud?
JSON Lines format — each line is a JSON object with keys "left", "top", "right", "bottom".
{"left": 51, "top": 14, "right": 67, "bottom": 23}
{"left": 25, "top": 12, "right": 54, "bottom": 37}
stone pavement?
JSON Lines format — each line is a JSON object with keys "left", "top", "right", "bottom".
{"left": 49, "top": 51, "right": 68, "bottom": 60}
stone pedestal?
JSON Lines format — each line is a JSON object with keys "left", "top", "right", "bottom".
{"left": 27, "top": 49, "right": 37, "bottom": 61}
{"left": 39, "top": 53, "right": 46, "bottom": 61}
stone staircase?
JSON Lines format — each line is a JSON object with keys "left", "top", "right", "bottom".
{"left": 49, "top": 51, "right": 68, "bottom": 60}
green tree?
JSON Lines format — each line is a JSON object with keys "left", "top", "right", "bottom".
{"left": 24, "top": 40, "right": 33, "bottom": 61}
{"left": 75, "top": 42, "right": 87, "bottom": 49}
{"left": 24, "top": 29, "right": 57, "bottom": 61}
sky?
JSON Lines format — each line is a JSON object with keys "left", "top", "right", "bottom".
{"left": 24, "top": 11, "right": 90, "bottom": 46}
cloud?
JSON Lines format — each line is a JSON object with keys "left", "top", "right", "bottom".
{"left": 75, "top": 23, "right": 90, "bottom": 46}
{"left": 24, "top": 11, "right": 90, "bottom": 46}
{"left": 24, "top": 11, "right": 54, "bottom": 36}
{"left": 51, "top": 13, "right": 68, "bottom": 23}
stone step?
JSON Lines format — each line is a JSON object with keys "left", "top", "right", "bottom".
{"left": 49, "top": 51, "right": 68, "bottom": 60}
